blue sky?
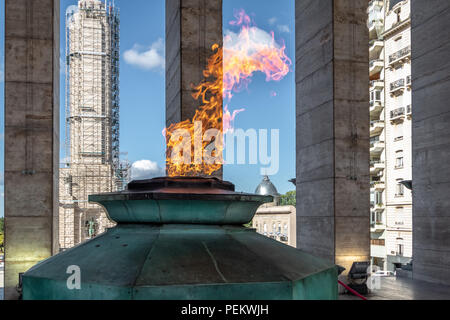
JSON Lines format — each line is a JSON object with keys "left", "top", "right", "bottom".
{"left": 0, "top": 0, "right": 295, "bottom": 217}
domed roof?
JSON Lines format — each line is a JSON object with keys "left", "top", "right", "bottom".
{"left": 255, "top": 175, "right": 280, "bottom": 197}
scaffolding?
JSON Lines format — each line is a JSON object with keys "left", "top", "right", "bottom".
{"left": 59, "top": 0, "right": 126, "bottom": 250}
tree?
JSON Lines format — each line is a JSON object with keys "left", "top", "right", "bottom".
{"left": 279, "top": 191, "right": 296, "bottom": 206}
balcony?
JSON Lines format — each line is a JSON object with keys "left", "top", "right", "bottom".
{"left": 390, "top": 78, "right": 405, "bottom": 96}
{"left": 368, "top": 0, "right": 384, "bottom": 12}
{"left": 370, "top": 120, "right": 384, "bottom": 137}
{"left": 371, "top": 243, "right": 386, "bottom": 258}
{"left": 370, "top": 100, "right": 384, "bottom": 120}
{"left": 370, "top": 139, "right": 385, "bottom": 156}
{"left": 369, "top": 40, "right": 384, "bottom": 60}
{"left": 388, "top": 46, "right": 411, "bottom": 67}
{"left": 367, "top": 1, "right": 384, "bottom": 41}
{"left": 372, "top": 180, "right": 385, "bottom": 191}
{"left": 370, "top": 80, "right": 384, "bottom": 90}
{"left": 390, "top": 107, "right": 405, "bottom": 122}
{"left": 370, "top": 161, "right": 385, "bottom": 175}
{"left": 370, "top": 221, "right": 385, "bottom": 232}
{"left": 370, "top": 59, "right": 384, "bottom": 76}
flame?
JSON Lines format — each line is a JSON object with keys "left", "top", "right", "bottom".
{"left": 165, "top": 9, "right": 291, "bottom": 177}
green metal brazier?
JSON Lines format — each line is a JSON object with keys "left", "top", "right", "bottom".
{"left": 22, "top": 177, "right": 338, "bottom": 300}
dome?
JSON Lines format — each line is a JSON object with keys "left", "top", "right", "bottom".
{"left": 255, "top": 175, "right": 280, "bottom": 197}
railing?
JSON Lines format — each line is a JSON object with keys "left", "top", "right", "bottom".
{"left": 370, "top": 80, "right": 383, "bottom": 88}
{"left": 370, "top": 140, "right": 384, "bottom": 149}
{"left": 369, "top": 39, "right": 383, "bottom": 48}
{"left": 370, "top": 59, "right": 383, "bottom": 68}
{"left": 370, "top": 160, "right": 384, "bottom": 166}
{"left": 390, "top": 78, "right": 405, "bottom": 92}
{"left": 390, "top": 107, "right": 405, "bottom": 119}
{"left": 370, "top": 120, "right": 384, "bottom": 126}
{"left": 371, "top": 181, "right": 385, "bottom": 189}
{"left": 371, "top": 239, "right": 385, "bottom": 246}
{"left": 389, "top": 45, "right": 411, "bottom": 64}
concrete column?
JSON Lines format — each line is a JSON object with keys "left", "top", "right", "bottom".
{"left": 295, "top": 0, "right": 370, "bottom": 273}
{"left": 165, "top": 0, "right": 223, "bottom": 178}
{"left": 411, "top": 0, "right": 450, "bottom": 285}
{"left": 4, "top": 0, "right": 59, "bottom": 299}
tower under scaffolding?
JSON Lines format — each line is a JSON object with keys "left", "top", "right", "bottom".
{"left": 59, "top": 0, "right": 129, "bottom": 250}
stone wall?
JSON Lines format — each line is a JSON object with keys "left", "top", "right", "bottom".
{"left": 4, "top": 0, "right": 60, "bottom": 299}
{"left": 295, "top": 0, "right": 370, "bottom": 273}
{"left": 411, "top": 0, "right": 450, "bottom": 285}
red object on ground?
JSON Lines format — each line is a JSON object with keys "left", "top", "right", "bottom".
{"left": 338, "top": 280, "right": 368, "bottom": 300}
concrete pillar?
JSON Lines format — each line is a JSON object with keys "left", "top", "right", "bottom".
{"left": 165, "top": 0, "right": 223, "bottom": 178}
{"left": 295, "top": 0, "right": 370, "bottom": 273}
{"left": 4, "top": 0, "right": 59, "bottom": 299}
{"left": 411, "top": 0, "right": 450, "bottom": 285}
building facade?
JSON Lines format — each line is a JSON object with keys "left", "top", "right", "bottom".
{"left": 383, "top": 0, "right": 413, "bottom": 271}
{"left": 252, "top": 176, "right": 296, "bottom": 247}
{"left": 368, "top": 0, "right": 412, "bottom": 271}
{"left": 59, "top": 0, "right": 124, "bottom": 250}
{"left": 368, "top": 0, "right": 387, "bottom": 270}
{"left": 253, "top": 204, "right": 297, "bottom": 248}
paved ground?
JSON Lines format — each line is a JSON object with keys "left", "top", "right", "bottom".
{"left": 340, "top": 276, "right": 450, "bottom": 300}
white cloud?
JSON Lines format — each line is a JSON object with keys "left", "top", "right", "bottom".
{"left": 124, "top": 39, "right": 165, "bottom": 71}
{"left": 130, "top": 160, "right": 165, "bottom": 180}
{"left": 277, "top": 25, "right": 291, "bottom": 33}
{"left": 268, "top": 17, "right": 277, "bottom": 25}
{"left": 224, "top": 26, "right": 282, "bottom": 55}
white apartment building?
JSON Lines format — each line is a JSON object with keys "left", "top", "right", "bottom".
{"left": 368, "top": 0, "right": 387, "bottom": 270}
{"left": 383, "top": 0, "right": 413, "bottom": 271}
{"left": 368, "top": 0, "right": 412, "bottom": 272}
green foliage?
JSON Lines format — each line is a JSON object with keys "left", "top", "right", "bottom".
{"left": 279, "top": 191, "right": 296, "bottom": 206}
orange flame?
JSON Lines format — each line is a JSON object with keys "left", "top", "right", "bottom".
{"left": 165, "top": 9, "right": 291, "bottom": 177}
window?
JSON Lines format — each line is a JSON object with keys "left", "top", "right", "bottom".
{"left": 396, "top": 244, "right": 404, "bottom": 256}
{"left": 370, "top": 90, "right": 382, "bottom": 103}
{"left": 395, "top": 8, "right": 401, "bottom": 23}
{"left": 376, "top": 212, "right": 383, "bottom": 224}
{"left": 278, "top": 223, "right": 281, "bottom": 234}
{"left": 375, "top": 191, "right": 383, "bottom": 205}
{"left": 396, "top": 180, "right": 405, "bottom": 197}
{"left": 396, "top": 237, "right": 404, "bottom": 256}
{"left": 394, "top": 123, "right": 404, "bottom": 141}
{"left": 395, "top": 150, "right": 404, "bottom": 168}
